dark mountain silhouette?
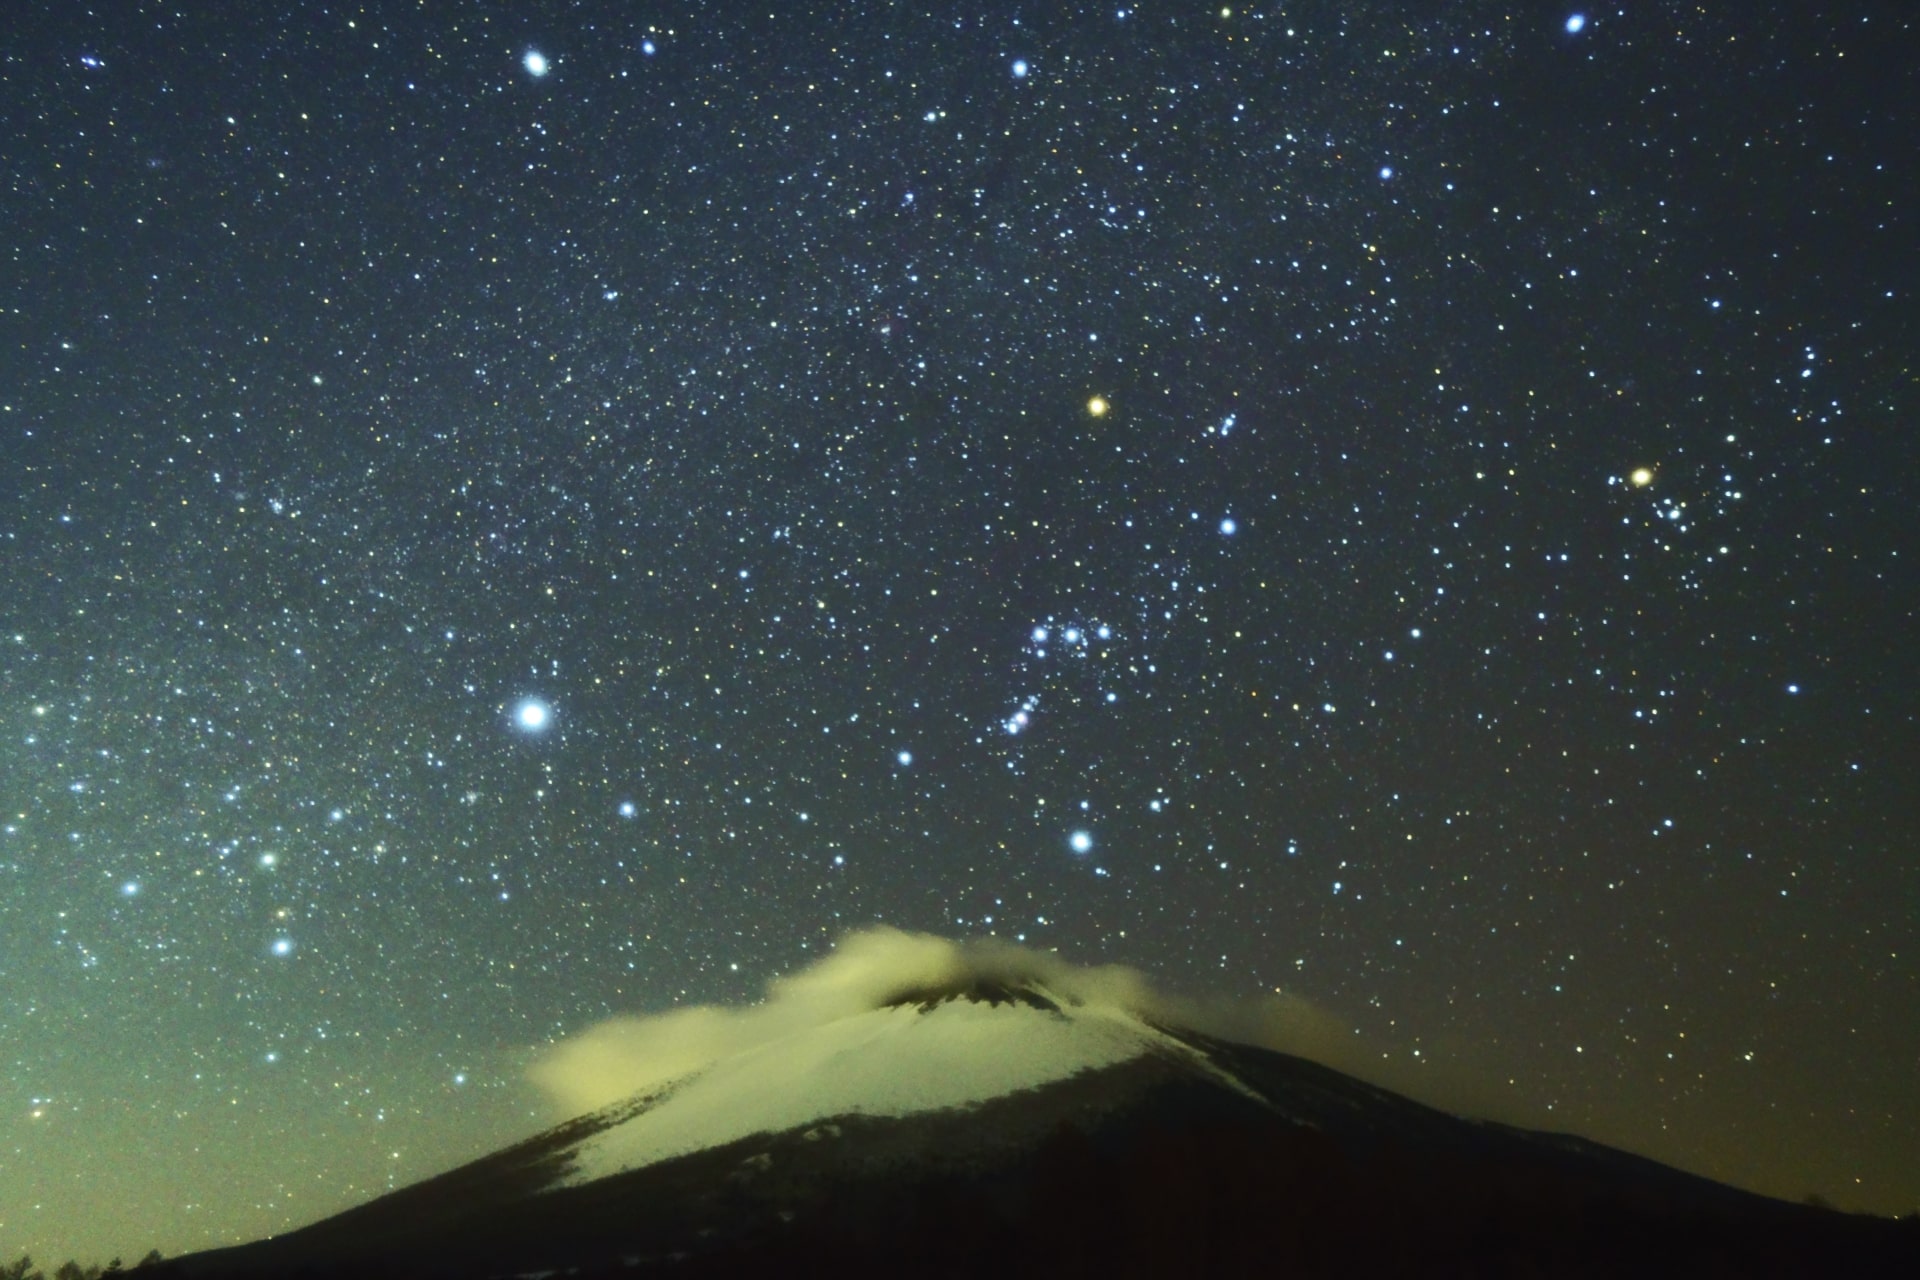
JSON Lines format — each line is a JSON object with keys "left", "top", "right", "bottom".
{"left": 158, "top": 979, "right": 1917, "bottom": 1278}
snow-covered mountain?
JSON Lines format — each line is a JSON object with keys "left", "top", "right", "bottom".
{"left": 163, "top": 961, "right": 1917, "bottom": 1278}
{"left": 554, "top": 974, "right": 1259, "bottom": 1186}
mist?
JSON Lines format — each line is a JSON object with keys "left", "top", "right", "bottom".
{"left": 529, "top": 926, "right": 1411, "bottom": 1118}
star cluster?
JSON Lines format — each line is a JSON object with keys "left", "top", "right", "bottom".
{"left": 2, "top": 1, "right": 1915, "bottom": 1263}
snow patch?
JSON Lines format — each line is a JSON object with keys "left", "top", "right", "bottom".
{"left": 562, "top": 994, "right": 1165, "bottom": 1182}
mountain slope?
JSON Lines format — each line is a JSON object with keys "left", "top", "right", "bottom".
{"left": 162, "top": 980, "right": 1918, "bottom": 1278}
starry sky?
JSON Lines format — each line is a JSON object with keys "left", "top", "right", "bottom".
{"left": 3, "top": 0, "right": 1916, "bottom": 1263}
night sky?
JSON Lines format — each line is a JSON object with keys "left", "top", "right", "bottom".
{"left": 4, "top": 1, "right": 1916, "bottom": 1263}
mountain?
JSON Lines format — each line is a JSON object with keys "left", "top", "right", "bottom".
{"left": 161, "top": 972, "right": 1916, "bottom": 1278}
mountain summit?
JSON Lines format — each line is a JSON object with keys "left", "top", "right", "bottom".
{"left": 164, "top": 932, "right": 1916, "bottom": 1278}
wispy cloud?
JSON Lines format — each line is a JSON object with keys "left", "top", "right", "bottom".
{"left": 528, "top": 926, "right": 1365, "bottom": 1116}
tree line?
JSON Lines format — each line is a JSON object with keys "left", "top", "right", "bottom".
{"left": 3, "top": 1252, "right": 165, "bottom": 1280}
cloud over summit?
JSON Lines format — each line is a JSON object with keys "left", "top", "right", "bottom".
{"left": 528, "top": 926, "right": 1352, "bottom": 1117}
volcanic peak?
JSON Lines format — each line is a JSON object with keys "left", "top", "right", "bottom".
{"left": 875, "top": 976, "right": 1069, "bottom": 1014}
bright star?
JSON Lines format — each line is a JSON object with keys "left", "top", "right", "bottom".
{"left": 1630, "top": 467, "right": 1654, "bottom": 487}
{"left": 1087, "top": 395, "right": 1109, "bottom": 417}
{"left": 271, "top": 937, "right": 295, "bottom": 957}
{"left": 897, "top": 750, "right": 914, "bottom": 767}
{"left": 514, "top": 699, "right": 552, "bottom": 731}
{"left": 1566, "top": 14, "right": 1586, "bottom": 34}
{"left": 1069, "top": 830, "right": 1094, "bottom": 854}
{"left": 1011, "top": 59, "right": 1029, "bottom": 78}
{"left": 523, "top": 50, "right": 549, "bottom": 77}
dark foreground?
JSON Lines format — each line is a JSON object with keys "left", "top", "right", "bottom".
{"left": 157, "top": 1034, "right": 1919, "bottom": 1278}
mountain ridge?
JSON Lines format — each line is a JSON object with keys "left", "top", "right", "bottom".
{"left": 157, "top": 991, "right": 1918, "bottom": 1278}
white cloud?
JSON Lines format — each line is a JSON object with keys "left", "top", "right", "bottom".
{"left": 528, "top": 926, "right": 1356, "bottom": 1117}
